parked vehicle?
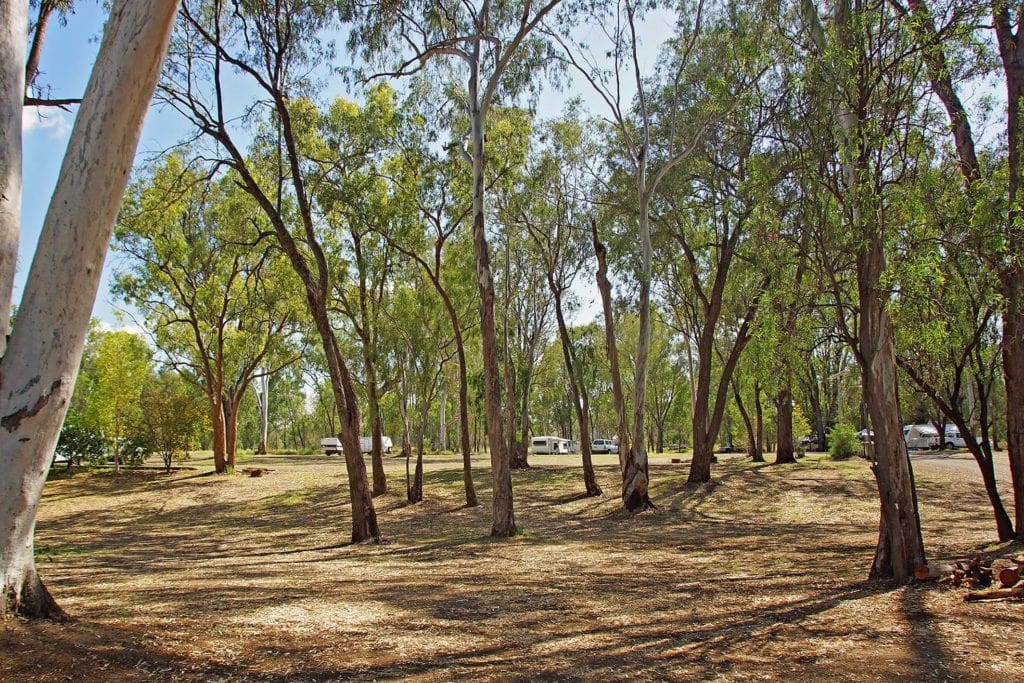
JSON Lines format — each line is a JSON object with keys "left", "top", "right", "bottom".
{"left": 858, "top": 429, "right": 874, "bottom": 443}
{"left": 943, "top": 425, "right": 966, "bottom": 449}
{"left": 359, "top": 436, "right": 393, "bottom": 454}
{"left": 321, "top": 436, "right": 394, "bottom": 455}
{"left": 531, "top": 436, "right": 570, "bottom": 455}
{"left": 591, "top": 439, "right": 619, "bottom": 454}
{"left": 903, "top": 424, "right": 941, "bottom": 450}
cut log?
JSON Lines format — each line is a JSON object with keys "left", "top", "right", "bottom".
{"left": 998, "top": 567, "right": 1021, "bottom": 588}
{"left": 915, "top": 563, "right": 955, "bottom": 581}
{"left": 241, "top": 467, "right": 273, "bottom": 477}
{"left": 964, "top": 584, "right": 1024, "bottom": 602}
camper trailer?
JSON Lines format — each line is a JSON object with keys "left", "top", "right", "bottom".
{"left": 321, "top": 436, "right": 394, "bottom": 455}
{"left": 903, "top": 424, "right": 941, "bottom": 450}
{"left": 531, "top": 436, "right": 570, "bottom": 455}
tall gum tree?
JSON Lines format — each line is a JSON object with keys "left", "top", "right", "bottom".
{"left": 800, "top": 0, "right": 926, "bottom": 581}
{"left": 0, "top": 0, "right": 180, "bottom": 619}
{"left": 550, "top": 0, "right": 764, "bottom": 507}
{"left": 161, "top": 0, "right": 379, "bottom": 542}
{"left": 893, "top": 0, "right": 1024, "bottom": 539}
{"left": 382, "top": 103, "right": 480, "bottom": 506}
{"left": 347, "top": 0, "right": 568, "bottom": 535}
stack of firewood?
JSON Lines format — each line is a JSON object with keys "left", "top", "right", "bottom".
{"left": 915, "top": 553, "right": 1024, "bottom": 602}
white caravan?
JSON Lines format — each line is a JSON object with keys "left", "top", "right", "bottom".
{"left": 531, "top": 436, "right": 570, "bottom": 455}
{"left": 321, "top": 436, "right": 394, "bottom": 455}
{"left": 903, "top": 424, "right": 940, "bottom": 450}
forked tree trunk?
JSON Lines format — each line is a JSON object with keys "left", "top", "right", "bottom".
{"left": 775, "top": 387, "right": 796, "bottom": 463}
{"left": 0, "top": 0, "right": 179, "bottom": 619}
{"left": 364, "top": 355, "right": 387, "bottom": 496}
{"left": 468, "top": 57, "right": 515, "bottom": 536}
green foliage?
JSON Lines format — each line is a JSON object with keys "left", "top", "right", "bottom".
{"left": 140, "top": 373, "right": 207, "bottom": 472}
{"left": 55, "top": 411, "right": 107, "bottom": 467}
{"left": 828, "top": 424, "right": 860, "bottom": 461}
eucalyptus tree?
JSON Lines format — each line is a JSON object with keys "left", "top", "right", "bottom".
{"left": 890, "top": 162, "right": 1014, "bottom": 540}
{"left": 382, "top": 96, "right": 480, "bottom": 506}
{"left": 348, "top": 0, "right": 569, "bottom": 536}
{"left": 550, "top": 0, "right": 768, "bottom": 508}
{"left": 799, "top": 0, "right": 928, "bottom": 581}
{"left": 518, "top": 113, "right": 604, "bottom": 495}
{"left": 392, "top": 274, "right": 457, "bottom": 502}
{"left": 650, "top": 7, "right": 784, "bottom": 484}
{"left": 894, "top": 0, "right": 1024, "bottom": 539}
{"left": 0, "top": 0, "right": 179, "bottom": 620}
{"left": 115, "top": 155, "right": 303, "bottom": 473}
{"left": 317, "top": 85, "right": 405, "bottom": 497}
{"left": 161, "top": 0, "right": 379, "bottom": 541}
{"left": 84, "top": 330, "right": 153, "bottom": 472}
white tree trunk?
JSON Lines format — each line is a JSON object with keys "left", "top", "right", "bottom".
{"left": 0, "top": 0, "right": 28, "bottom": 358}
{"left": 0, "top": 0, "right": 180, "bottom": 618}
{"left": 253, "top": 373, "right": 270, "bottom": 454}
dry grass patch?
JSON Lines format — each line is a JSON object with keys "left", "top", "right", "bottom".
{"left": 1, "top": 452, "right": 1022, "bottom": 681}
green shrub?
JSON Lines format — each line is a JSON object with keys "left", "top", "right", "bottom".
{"left": 828, "top": 424, "right": 860, "bottom": 460}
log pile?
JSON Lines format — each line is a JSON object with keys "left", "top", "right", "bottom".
{"left": 915, "top": 553, "right": 1024, "bottom": 602}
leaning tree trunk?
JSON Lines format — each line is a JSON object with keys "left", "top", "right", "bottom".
{"left": 0, "top": 0, "right": 25, "bottom": 359}
{"left": 551, "top": 285, "right": 602, "bottom": 496}
{"left": 591, "top": 220, "right": 633, "bottom": 495}
{"left": 468, "top": 60, "right": 514, "bottom": 536}
{"left": 365, "top": 356, "right": 387, "bottom": 496}
{"left": 860, "top": 250, "right": 926, "bottom": 582}
{"left": 775, "top": 386, "right": 796, "bottom": 464}
{"left": 753, "top": 380, "right": 765, "bottom": 462}
{"left": 0, "top": 0, "right": 179, "bottom": 620}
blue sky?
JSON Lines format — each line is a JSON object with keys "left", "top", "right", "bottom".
{"left": 17, "top": 5, "right": 675, "bottom": 327}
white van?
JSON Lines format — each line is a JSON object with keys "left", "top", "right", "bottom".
{"left": 903, "top": 424, "right": 940, "bottom": 450}
{"left": 942, "top": 425, "right": 966, "bottom": 449}
{"left": 592, "top": 439, "right": 619, "bottom": 454}
{"left": 532, "top": 436, "right": 570, "bottom": 455}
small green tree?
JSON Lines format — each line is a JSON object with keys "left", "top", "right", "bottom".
{"left": 828, "top": 424, "right": 860, "bottom": 461}
{"left": 140, "top": 373, "right": 206, "bottom": 473}
{"left": 84, "top": 330, "right": 153, "bottom": 472}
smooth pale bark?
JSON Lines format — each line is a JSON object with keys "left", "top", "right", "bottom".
{"left": 624, "top": 188, "right": 653, "bottom": 510}
{"left": 0, "top": 0, "right": 179, "bottom": 619}
{"left": 0, "top": 0, "right": 27, "bottom": 359}
{"left": 253, "top": 374, "right": 269, "bottom": 455}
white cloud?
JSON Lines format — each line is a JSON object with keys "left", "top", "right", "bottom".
{"left": 94, "top": 321, "right": 146, "bottom": 338}
{"left": 22, "top": 106, "right": 72, "bottom": 140}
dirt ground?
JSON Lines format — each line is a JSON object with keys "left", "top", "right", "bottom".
{"left": 2, "top": 450, "right": 1022, "bottom": 681}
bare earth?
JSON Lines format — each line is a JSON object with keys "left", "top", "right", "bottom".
{"left": 2, "top": 450, "right": 1022, "bottom": 681}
